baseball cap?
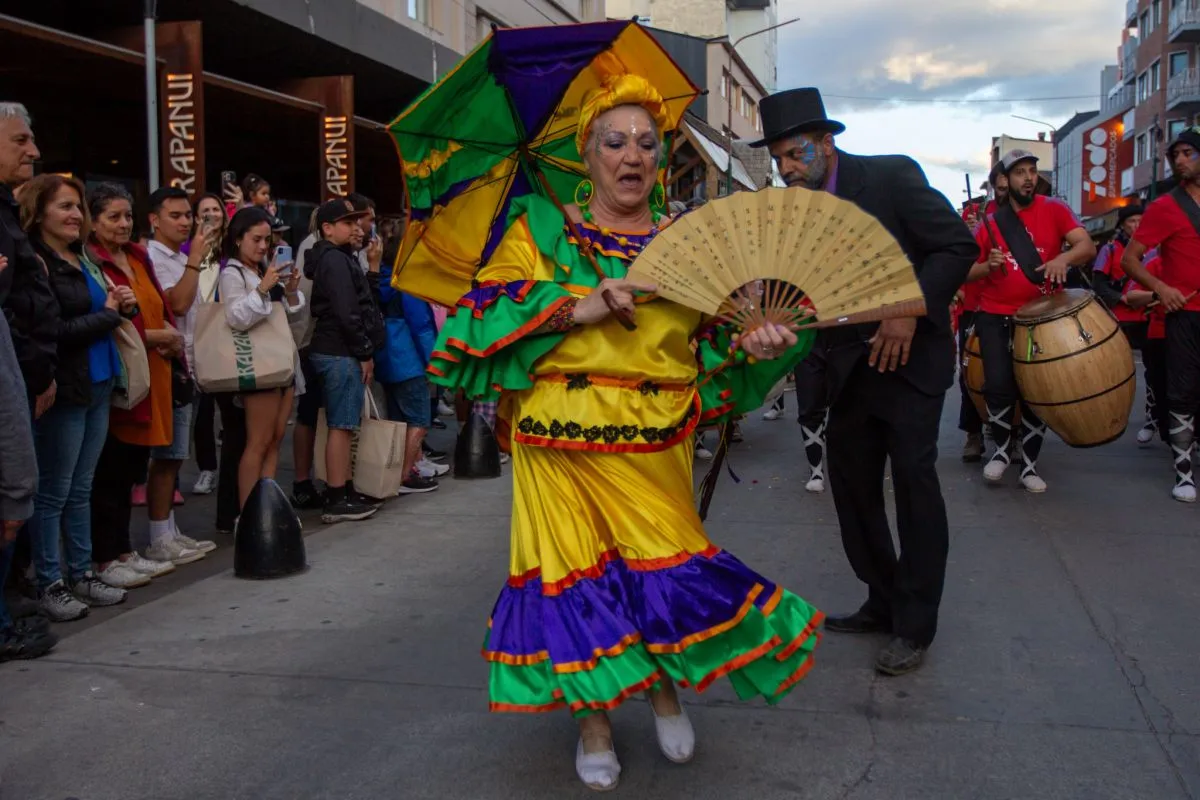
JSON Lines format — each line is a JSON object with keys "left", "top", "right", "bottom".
{"left": 270, "top": 215, "right": 290, "bottom": 233}
{"left": 1001, "top": 149, "right": 1038, "bottom": 173}
{"left": 315, "top": 198, "right": 369, "bottom": 229}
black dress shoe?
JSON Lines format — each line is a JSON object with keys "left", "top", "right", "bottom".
{"left": 824, "top": 609, "right": 892, "bottom": 634}
{"left": 874, "top": 637, "right": 926, "bottom": 676}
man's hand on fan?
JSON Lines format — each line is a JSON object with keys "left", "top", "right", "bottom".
{"left": 740, "top": 323, "right": 797, "bottom": 361}
{"left": 575, "top": 278, "right": 656, "bottom": 325}
{"left": 868, "top": 317, "right": 917, "bottom": 372}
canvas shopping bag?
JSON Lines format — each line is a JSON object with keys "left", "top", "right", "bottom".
{"left": 192, "top": 301, "right": 296, "bottom": 393}
{"left": 110, "top": 318, "right": 151, "bottom": 410}
{"left": 314, "top": 391, "right": 408, "bottom": 500}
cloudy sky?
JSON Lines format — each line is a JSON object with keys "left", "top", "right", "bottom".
{"left": 775, "top": 0, "right": 1126, "bottom": 206}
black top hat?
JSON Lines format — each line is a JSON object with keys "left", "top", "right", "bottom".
{"left": 750, "top": 88, "right": 845, "bottom": 148}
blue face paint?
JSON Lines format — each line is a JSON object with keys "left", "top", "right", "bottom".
{"left": 797, "top": 140, "right": 817, "bottom": 165}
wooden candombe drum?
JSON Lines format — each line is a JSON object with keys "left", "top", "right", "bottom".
{"left": 1011, "top": 289, "right": 1135, "bottom": 448}
{"left": 962, "top": 329, "right": 1020, "bottom": 425}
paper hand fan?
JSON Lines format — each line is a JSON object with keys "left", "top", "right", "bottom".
{"left": 627, "top": 187, "right": 925, "bottom": 331}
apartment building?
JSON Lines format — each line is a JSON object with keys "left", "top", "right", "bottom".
{"left": 1119, "top": 0, "right": 1200, "bottom": 199}
{"left": 606, "top": 0, "right": 780, "bottom": 92}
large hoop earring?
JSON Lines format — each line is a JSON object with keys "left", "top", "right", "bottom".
{"left": 651, "top": 180, "right": 666, "bottom": 209}
{"left": 574, "top": 179, "right": 594, "bottom": 207}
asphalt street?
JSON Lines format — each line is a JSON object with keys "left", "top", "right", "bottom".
{"left": 1, "top": 381, "right": 1198, "bottom": 800}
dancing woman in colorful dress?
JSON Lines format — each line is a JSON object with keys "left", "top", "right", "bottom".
{"left": 428, "top": 70, "right": 824, "bottom": 791}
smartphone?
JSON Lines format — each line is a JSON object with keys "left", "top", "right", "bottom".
{"left": 220, "top": 170, "right": 236, "bottom": 190}
{"left": 273, "top": 244, "right": 293, "bottom": 275}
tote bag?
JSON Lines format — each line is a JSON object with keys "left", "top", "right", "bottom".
{"left": 192, "top": 281, "right": 296, "bottom": 394}
{"left": 314, "top": 392, "right": 408, "bottom": 500}
{"left": 100, "top": 272, "right": 151, "bottom": 410}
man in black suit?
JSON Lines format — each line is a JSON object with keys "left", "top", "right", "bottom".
{"left": 752, "top": 88, "right": 979, "bottom": 675}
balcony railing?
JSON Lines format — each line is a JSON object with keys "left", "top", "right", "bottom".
{"left": 1168, "top": 67, "right": 1200, "bottom": 108}
{"left": 1169, "top": 3, "right": 1200, "bottom": 40}
{"left": 1106, "top": 84, "right": 1136, "bottom": 115}
{"left": 1122, "top": 38, "right": 1138, "bottom": 84}
{"left": 1127, "top": 0, "right": 1138, "bottom": 25}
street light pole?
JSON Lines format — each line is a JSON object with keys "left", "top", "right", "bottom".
{"left": 1011, "top": 114, "right": 1058, "bottom": 198}
{"left": 144, "top": 0, "right": 160, "bottom": 190}
{"left": 722, "top": 17, "right": 799, "bottom": 195}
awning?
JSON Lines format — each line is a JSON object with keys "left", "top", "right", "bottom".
{"left": 684, "top": 122, "right": 758, "bottom": 190}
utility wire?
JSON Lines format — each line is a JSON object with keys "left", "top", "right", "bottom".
{"left": 822, "top": 92, "right": 1101, "bottom": 104}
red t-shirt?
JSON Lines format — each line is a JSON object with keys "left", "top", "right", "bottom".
{"left": 1129, "top": 192, "right": 1200, "bottom": 313}
{"left": 973, "top": 196, "right": 1082, "bottom": 315}
{"left": 1095, "top": 239, "right": 1144, "bottom": 323}
{"left": 1126, "top": 253, "right": 1166, "bottom": 339}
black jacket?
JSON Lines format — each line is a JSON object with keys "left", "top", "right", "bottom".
{"left": 305, "top": 240, "right": 384, "bottom": 360}
{"left": 822, "top": 151, "right": 980, "bottom": 399}
{"left": 34, "top": 239, "right": 122, "bottom": 406}
{"left": 0, "top": 184, "right": 59, "bottom": 399}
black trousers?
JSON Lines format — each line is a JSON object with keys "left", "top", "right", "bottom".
{"left": 1166, "top": 311, "right": 1200, "bottom": 417}
{"left": 91, "top": 435, "right": 149, "bottom": 563}
{"left": 1143, "top": 338, "right": 1170, "bottom": 440}
{"left": 193, "top": 391, "right": 219, "bottom": 472}
{"left": 827, "top": 362, "right": 949, "bottom": 647}
{"left": 957, "top": 311, "right": 983, "bottom": 434}
{"left": 215, "top": 394, "right": 247, "bottom": 531}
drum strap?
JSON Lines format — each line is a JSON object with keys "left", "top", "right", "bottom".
{"left": 992, "top": 205, "right": 1045, "bottom": 287}
{"left": 1170, "top": 186, "right": 1200, "bottom": 239}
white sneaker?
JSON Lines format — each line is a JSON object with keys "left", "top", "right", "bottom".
{"left": 437, "top": 400, "right": 455, "bottom": 417}
{"left": 39, "top": 581, "right": 90, "bottom": 621}
{"left": 192, "top": 470, "right": 217, "bottom": 495}
{"left": 416, "top": 458, "right": 451, "bottom": 478}
{"left": 71, "top": 572, "right": 127, "bottom": 606}
{"left": 1137, "top": 425, "right": 1156, "bottom": 445}
{"left": 144, "top": 537, "right": 206, "bottom": 566}
{"left": 983, "top": 458, "right": 1009, "bottom": 482}
{"left": 1020, "top": 473, "right": 1047, "bottom": 493}
{"left": 172, "top": 524, "right": 217, "bottom": 554}
{"left": 1172, "top": 483, "right": 1197, "bottom": 503}
{"left": 805, "top": 475, "right": 825, "bottom": 493}
{"left": 762, "top": 407, "right": 781, "bottom": 421}
{"left": 96, "top": 561, "right": 152, "bottom": 589}
{"left": 500, "top": 452, "right": 511, "bottom": 465}
{"left": 123, "top": 552, "right": 175, "bottom": 578}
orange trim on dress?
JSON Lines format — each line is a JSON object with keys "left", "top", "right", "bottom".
{"left": 773, "top": 648, "right": 819, "bottom": 695}
{"left": 760, "top": 585, "right": 784, "bottom": 617}
{"left": 483, "top": 648, "right": 550, "bottom": 666}
{"left": 537, "top": 373, "right": 692, "bottom": 392}
{"left": 773, "top": 611, "right": 825, "bottom": 663}
{"left": 645, "top": 584, "right": 765, "bottom": 655}
{"left": 443, "top": 295, "right": 570, "bottom": 358}
{"left": 514, "top": 394, "right": 700, "bottom": 454}
{"left": 693, "top": 635, "right": 784, "bottom": 693}
{"left": 567, "top": 672, "right": 661, "bottom": 713}
{"left": 488, "top": 688, "right": 568, "bottom": 714}
{"left": 553, "top": 632, "right": 644, "bottom": 674}
{"left": 506, "top": 544, "right": 722, "bottom": 594}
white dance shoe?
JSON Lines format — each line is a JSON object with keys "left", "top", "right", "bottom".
{"left": 650, "top": 702, "right": 695, "bottom": 764}
{"left": 805, "top": 475, "right": 825, "bottom": 493}
{"left": 576, "top": 739, "right": 621, "bottom": 792}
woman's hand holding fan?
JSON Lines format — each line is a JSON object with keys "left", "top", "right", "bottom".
{"left": 737, "top": 322, "right": 798, "bottom": 361}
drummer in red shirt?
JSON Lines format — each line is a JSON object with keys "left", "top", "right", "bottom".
{"left": 1123, "top": 250, "right": 1169, "bottom": 447}
{"left": 966, "top": 149, "right": 1096, "bottom": 493}
{"left": 1121, "top": 126, "right": 1200, "bottom": 503}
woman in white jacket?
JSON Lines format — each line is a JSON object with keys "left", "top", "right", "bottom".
{"left": 218, "top": 207, "right": 305, "bottom": 510}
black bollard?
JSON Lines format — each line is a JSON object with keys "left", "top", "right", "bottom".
{"left": 454, "top": 412, "right": 503, "bottom": 479}
{"left": 234, "top": 478, "right": 307, "bottom": 579}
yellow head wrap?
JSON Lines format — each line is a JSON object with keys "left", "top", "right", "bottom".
{"left": 575, "top": 56, "right": 670, "bottom": 157}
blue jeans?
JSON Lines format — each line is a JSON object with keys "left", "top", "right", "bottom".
{"left": 29, "top": 379, "right": 113, "bottom": 590}
{"left": 310, "top": 354, "right": 366, "bottom": 430}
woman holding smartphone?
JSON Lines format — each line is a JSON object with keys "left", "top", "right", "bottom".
{"left": 217, "top": 207, "right": 305, "bottom": 511}
{"left": 188, "top": 193, "right": 226, "bottom": 497}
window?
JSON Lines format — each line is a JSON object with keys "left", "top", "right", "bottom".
{"left": 1171, "top": 51, "right": 1189, "bottom": 77}
{"left": 1138, "top": 71, "right": 1149, "bottom": 102}
{"left": 1136, "top": 132, "right": 1148, "bottom": 164}
{"left": 1169, "top": 119, "right": 1188, "bottom": 141}
{"left": 407, "top": 0, "right": 427, "bottom": 24}
{"left": 720, "top": 71, "right": 729, "bottom": 98}
{"left": 1152, "top": 59, "right": 1162, "bottom": 92}
{"left": 1155, "top": 0, "right": 1162, "bottom": 24}
{"left": 1139, "top": 10, "right": 1149, "bottom": 39}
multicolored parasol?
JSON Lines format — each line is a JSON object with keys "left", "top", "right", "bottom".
{"left": 387, "top": 20, "right": 700, "bottom": 308}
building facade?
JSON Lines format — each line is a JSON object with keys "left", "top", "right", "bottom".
{"left": 1052, "top": 110, "right": 1101, "bottom": 217}
{"left": 0, "top": 0, "right": 601, "bottom": 226}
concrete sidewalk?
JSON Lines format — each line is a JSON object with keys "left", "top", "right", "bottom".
{"left": 1, "top": 394, "right": 1198, "bottom": 800}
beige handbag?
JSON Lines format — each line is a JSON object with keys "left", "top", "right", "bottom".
{"left": 99, "top": 272, "right": 151, "bottom": 410}
{"left": 192, "top": 284, "right": 296, "bottom": 394}
{"left": 110, "top": 318, "right": 151, "bottom": 410}
{"left": 314, "top": 391, "right": 408, "bottom": 500}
